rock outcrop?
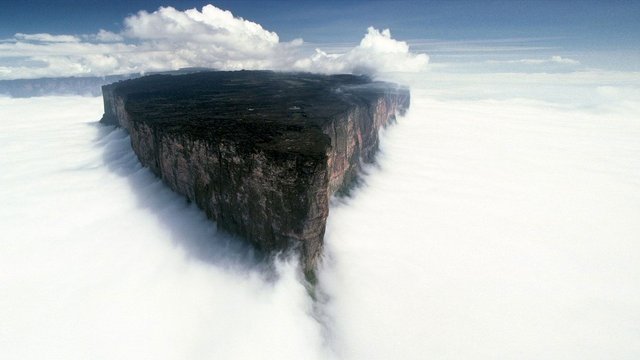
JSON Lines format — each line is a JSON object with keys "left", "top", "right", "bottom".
{"left": 101, "top": 70, "right": 409, "bottom": 272}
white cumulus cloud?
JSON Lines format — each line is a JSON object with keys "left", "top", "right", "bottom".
{"left": 293, "top": 27, "right": 429, "bottom": 75}
{"left": 0, "top": 4, "right": 428, "bottom": 80}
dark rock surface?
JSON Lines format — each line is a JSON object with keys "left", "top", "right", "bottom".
{"left": 101, "top": 70, "right": 409, "bottom": 272}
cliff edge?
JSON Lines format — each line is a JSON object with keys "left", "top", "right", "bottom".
{"left": 101, "top": 70, "right": 410, "bottom": 272}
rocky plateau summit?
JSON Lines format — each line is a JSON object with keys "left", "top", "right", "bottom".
{"left": 101, "top": 70, "right": 410, "bottom": 273}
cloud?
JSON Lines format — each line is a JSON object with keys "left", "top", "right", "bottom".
{"left": 125, "top": 6, "right": 279, "bottom": 46}
{"left": 549, "top": 55, "right": 579, "bottom": 65}
{"left": 14, "top": 33, "right": 81, "bottom": 43}
{"left": 0, "top": 96, "right": 329, "bottom": 360}
{"left": 3, "top": 63, "right": 639, "bottom": 358}
{"left": 487, "top": 55, "right": 580, "bottom": 65}
{"left": 93, "top": 29, "right": 124, "bottom": 43}
{"left": 0, "top": 4, "right": 428, "bottom": 80}
{"left": 319, "top": 87, "right": 640, "bottom": 358}
{"left": 293, "top": 27, "right": 428, "bottom": 75}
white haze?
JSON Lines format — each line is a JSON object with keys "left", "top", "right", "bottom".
{"left": 319, "top": 85, "right": 640, "bottom": 359}
{"left": 2, "top": 66, "right": 640, "bottom": 359}
{"left": 0, "top": 97, "right": 329, "bottom": 360}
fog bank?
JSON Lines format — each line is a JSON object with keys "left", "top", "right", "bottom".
{"left": 319, "top": 84, "right": 640, "bottom": 359}
{"left": 0, "top": 96, "right": 328, "bottom": 360}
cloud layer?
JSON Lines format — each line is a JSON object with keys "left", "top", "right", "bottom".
{"left": 0, "top": 96, "right": 330, "bottom": 360}
{"left": 0, "top": 4, "right": 428, "bottom": 79}
{"left": 2, "top": 68, "right": 639, "bottom": 358}
{"left": 487, "top": 55, "right": 580, "bottom": 65}
{"left": 319, "top": 90, "right": 640, "bottom": 359}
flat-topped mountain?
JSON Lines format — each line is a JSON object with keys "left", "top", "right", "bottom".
{"left": 101, "top": 70, "right": 409, "bottom": 273}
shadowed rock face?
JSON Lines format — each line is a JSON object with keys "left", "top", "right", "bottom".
{"left": 101, "top": 70, "right": 409, "bottom": 272}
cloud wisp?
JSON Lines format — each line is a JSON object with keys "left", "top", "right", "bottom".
{"left": 0, "top": 4, "right": 428, "bottom": 80}
{"left": 487, "top": 55, "right": 580, "bottom": 65}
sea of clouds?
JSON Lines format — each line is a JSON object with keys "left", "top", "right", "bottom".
{"left": 1, "top": 3, "right": 640, "bottom": 360}
{"left": 2, "top": 74, "right": 639, "bottom": 359}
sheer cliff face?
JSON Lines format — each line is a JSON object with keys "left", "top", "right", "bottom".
{"left": 101, "top": 71, "right": 409, "bottom": 271}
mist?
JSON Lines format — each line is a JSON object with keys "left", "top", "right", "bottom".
{"left": 0, "top": 96, "right": 328, "bottom": 359}
{"left": 319, "top": 84, "right": 640, "bottom": 359}
{"left": 2, "top": 68, "right": 640, "bottom": 359}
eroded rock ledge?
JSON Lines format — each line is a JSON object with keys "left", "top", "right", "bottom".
{"left": 101, "top": 70, "right": 409, "bottom": 272}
